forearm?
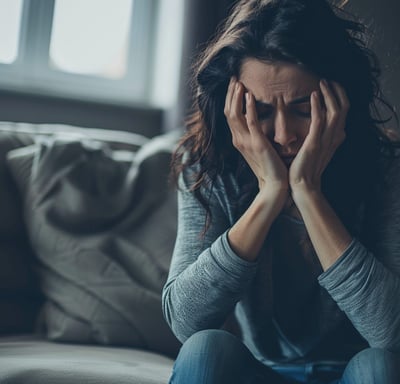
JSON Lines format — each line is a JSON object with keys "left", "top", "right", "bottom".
{"left": 228, "top": 187, "right": 288, "bottom": 261}
{"left": 163, "top": 231, "right": 258, "bottom": 342}
{"left": 292, "top": 186, "right": 352, "bottom": 271}
{"left": 164, "top": 181, "right": 286, "bottom": 340}
{"left": 319, "top": 240, "right": 400, "bottom": 352}
{"left": 292, "top": 186, "right": 400, "bottom": 350}
{"left": 162, "top": 178, "right": 261, "bottom": 342}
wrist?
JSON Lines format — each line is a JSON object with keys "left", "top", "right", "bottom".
{"left": 291, "top": 184, "right": 324, "bottom": 212}
{"left": 258, "top": 184, "right": 289, "bottom": 213}
{"left": 291, "top": 181, "right": 321, "bottom": 199}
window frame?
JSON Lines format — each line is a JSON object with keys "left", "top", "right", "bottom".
{"left": 0, "top": 0, "right": 161, "bottom": 107}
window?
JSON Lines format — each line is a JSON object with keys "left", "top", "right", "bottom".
{"left": 0, "top": 0, "right": 184, "bottom": 107}
{"left": 50, "top": 0, "right": 132, "bottom": 80}
{"left": 0, "top": 0, "right": 24, "bottom": 64}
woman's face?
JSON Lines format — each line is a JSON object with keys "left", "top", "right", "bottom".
{"left": 239, "top": 58, "right": 321, "bottom": 165}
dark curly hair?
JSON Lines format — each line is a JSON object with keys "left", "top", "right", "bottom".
{"left": 172, "top": 0, "right": 399, "bottom": 234}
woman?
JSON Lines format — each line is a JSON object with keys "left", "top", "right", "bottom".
{"left": 162, "top": 0, "right": 400, "bottom": 382}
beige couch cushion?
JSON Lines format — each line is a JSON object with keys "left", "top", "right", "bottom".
{"left": 0, "top": 335, "right": 173, "bottom": 384}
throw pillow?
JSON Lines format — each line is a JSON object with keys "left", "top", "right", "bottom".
{"left": 6, "top": 132, "right": 181, "bottom": 357}
{"left": 0, "top": 132, "right": 34, "bottom": 239}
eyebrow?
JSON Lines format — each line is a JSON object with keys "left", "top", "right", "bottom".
{"left": 255, "top": 95, "right": 311, "bottom": 108}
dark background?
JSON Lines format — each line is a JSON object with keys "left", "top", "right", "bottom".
{"left": 0, "top": 0, "right": 398, "bottom": 136}
{"left": 347, "top": 0, "right": 400, "bottom": 113}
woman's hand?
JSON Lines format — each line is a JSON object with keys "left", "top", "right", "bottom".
{"left": 225, "top": 77, "right": 289, "bottom": 261}
{"left": 289, "top": 80, "right": 349, "bottom": 194}
{"left": 224, "top": 77, "right": 288, "bottom": 196}
{"left": 288, "top": 80, "right": 352, "bottom": 270}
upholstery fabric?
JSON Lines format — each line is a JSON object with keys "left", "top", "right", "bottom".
{"left": 0, "top": 242, "right": 43, "bottom": 335}
{"left": 0, "top": 132, "right": 42, "bottom": 335}
{"left": 6, "top": 131, "right": 181, "bottom": 357}
{"left": 0, "top": 334, "right": 174, "bottom": 384}
{"left": 0, "top": 132, "right": 34, "bottom": 239}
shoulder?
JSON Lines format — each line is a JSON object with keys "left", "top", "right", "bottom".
{"left": 179, "top": 159, "right": 240, "bottom": 195}
{"left": 178, "top": 161, "right": 243, "bottom": 224}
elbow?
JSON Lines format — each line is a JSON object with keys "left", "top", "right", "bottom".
{"left": 162, "top": 284, "right": 194, "bottom": 343}
{"left": 372, "top": 339, "right": 400, "bottom": 355}
{"left": 368, "top": 342, "right": 400, "bottom": 356}
{"left": 367, "top": 323, "right": 400, "bottom": 354}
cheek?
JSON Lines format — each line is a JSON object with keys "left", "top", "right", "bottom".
{"left": 297, "top": 120, "right": 311, "bottom": 142}
{"left": 260, "top": 121, "right": 273, "bottom": 138}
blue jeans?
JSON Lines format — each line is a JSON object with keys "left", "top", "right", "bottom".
{"left": 169, "top": 330, "right": 400, "bottom": 384}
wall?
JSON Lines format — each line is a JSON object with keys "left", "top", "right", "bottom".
{"left": 1, "top": 0, "right": 397, "bottom": 135}
{"left": 347, "top": 0, "right": 400, "bottom": 119}
{"left": 170, "top": 0, "right": 399, "bottom": 131}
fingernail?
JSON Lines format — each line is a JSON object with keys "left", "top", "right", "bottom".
{"left": 245, "top": 92, "right": 251, "bottom": 102}
{"left": 313, "top": 91, "right": 321, "bottom": 104}
{"left": 321, "top": 79, "right": 328, "bottom": 87}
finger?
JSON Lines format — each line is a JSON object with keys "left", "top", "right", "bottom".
{"left": 329, "top": 82, "right": 348, "bottom": 145}
{"left": 245, "top": 91, "right": 260, "bottom": 134}
{"left": 232, "top": 81, "right": 244, "bottom": 112}
{"left": 224, "top": 77, "right": 237, "bottom": 116}
{"left": 309, "top": 90, "right": 334, "bottom": 174}
{"left": 230, "top": 81, "right": 247, "bottom": 127}
{"left": 320, "top": 80, "right": 346, "bottom": 150}
{"left": 320, "top": 79, "right": 340, "bottom": 118}
{"left": 226, "top": 81, "right": 248, "bottom": 151}
{"left": 308, "top": 90, "right": 324, "bottom": 143}
{"left": 330, "top": 81, "right": 350, "bottom": 112}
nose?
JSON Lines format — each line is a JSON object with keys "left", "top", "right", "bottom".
{"left": 273, "top": 111, "right": 297, "bottom": 147}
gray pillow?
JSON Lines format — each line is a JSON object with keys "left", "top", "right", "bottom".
{"left": 6, "top": 132, "right": 181, "bottom": 357}
{"left": 0, "top": 132, "right": 34, "bottom": 239}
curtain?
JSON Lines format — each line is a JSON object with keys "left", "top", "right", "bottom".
{"left": 163, "top": 0, "right": 236, "bottom": 132}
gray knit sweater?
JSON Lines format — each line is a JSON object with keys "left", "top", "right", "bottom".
{"left": 162, "top": 157, "right": 400, "bottom": 364}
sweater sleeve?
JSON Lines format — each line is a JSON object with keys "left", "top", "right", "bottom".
{"left": 162, "top": 171, "right": 258, "bottom": 343}
{"left": 318, "top": 157, "right": 400, "bottom": 353}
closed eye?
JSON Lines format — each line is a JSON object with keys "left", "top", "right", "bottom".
{"left": 295, "top": 110, "right": 311, "bottom": 118}
{"left": 292, "top": 103, "right": 311, "bottom": 118}
{"left": 289, "top": 95, "right": 312, "bottom": 118}
{"left": 256, "top": 105, "right": 274, "bottom": 121}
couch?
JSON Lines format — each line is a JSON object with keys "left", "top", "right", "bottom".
{"left": 0, "top": 122, "right": 182, "bottom": 383}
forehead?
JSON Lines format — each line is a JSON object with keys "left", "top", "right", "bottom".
{"left": 239, "top": 58, "right": 320, "bottom": 102}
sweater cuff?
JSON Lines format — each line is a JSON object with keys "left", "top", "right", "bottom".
{"left": 318, "top": 238, "right": 367, "bottom": 290}
{"left": 209, "top": 230, "right": 258, "bottom": 278}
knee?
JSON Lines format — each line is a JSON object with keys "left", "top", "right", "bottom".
{"left": 171, "top": 329, "right": 253, "bottom": 383}
{"left": 343, "top": 348, "right": 400, "bottom": 383}
{"left": 179, "top": 329, "right": 246, "bottom": 361}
